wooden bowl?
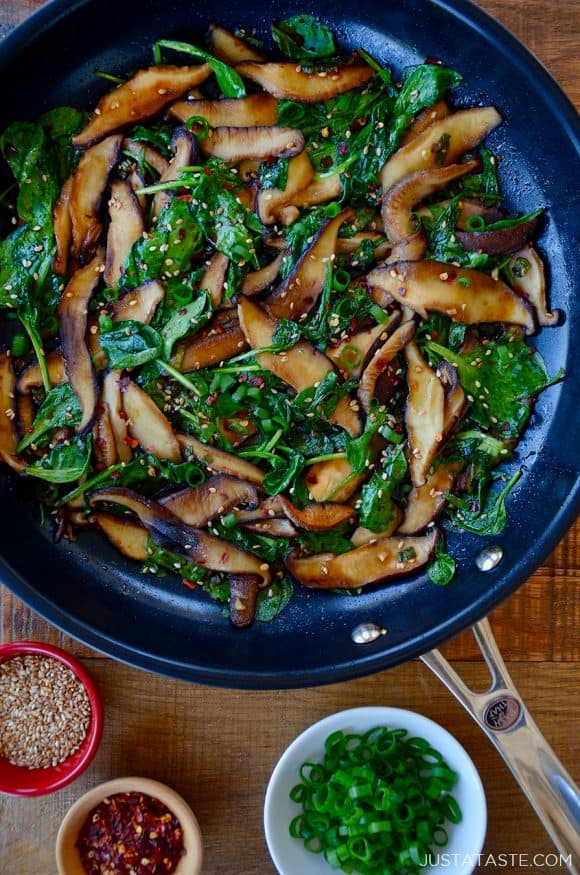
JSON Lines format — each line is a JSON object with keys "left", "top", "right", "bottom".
{"left": 56, "top": 776, "right": 203, "bottom": 875}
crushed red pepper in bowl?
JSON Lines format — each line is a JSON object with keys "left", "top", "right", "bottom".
{"left": 56, "top": 777, "right": 203, "bottom": 875}
{"left": 76, "top": 791, "right": 185, "bottom": 875}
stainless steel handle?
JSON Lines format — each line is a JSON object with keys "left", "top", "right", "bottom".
{"left": 421, "top": 618, "right": 580, "bottom": 874}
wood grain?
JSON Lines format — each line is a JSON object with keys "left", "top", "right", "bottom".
{"left": 0, "top": 1, "right": 578, "bottom": 873}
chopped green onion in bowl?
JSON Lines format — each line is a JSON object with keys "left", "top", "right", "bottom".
{"left": 264, "top": 707, "right": 486, "bottom": 875}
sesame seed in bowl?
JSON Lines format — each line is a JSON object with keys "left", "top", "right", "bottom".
{"left": 0, "top": 641, "right": 104, "bottom": 797}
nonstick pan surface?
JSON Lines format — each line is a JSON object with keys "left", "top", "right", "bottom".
{"left": 0, "top": 0, "right": 578, "bottom": 688}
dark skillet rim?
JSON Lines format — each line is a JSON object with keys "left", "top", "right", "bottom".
{"left": 0, "top": 0, "right": 578, "bottom": 689}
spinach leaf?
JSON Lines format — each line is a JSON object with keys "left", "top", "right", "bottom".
{"left": 296, "top": 523, "right": 354, "bottom": 556}
{"left": 100, "top": 321, "right": 163, "bottom": 369}
{"left": 272, "top": 15, "right": 337, "bottom": 62}
{"left": 359, "top": 445, "right": 407, "bottom": 532}
{"left": 445, "top": 469, "right": 521, "bottom": 536}
{"left": 213, "top": 521, "right": 290, "bottom": 564}
{"left": 427, "top": 536, "right": 456, "bottom": 586}
{"left": 271, "top": 318, "right": 303, "bottom": 350}
{"left": 263, "top": 452, "right": 305, "bottom": 496}
{"left": 393, "top": 65, "right": 462, "bottom": 121}
{"left": 255, "top": 577, "right": 294, "bottom": 622}
{"left": 293, "top": 372, "right": 356, "bottom": 419}
{"left": 144, "top": 537, "right": 211, "bottom": 584}
{"left": 426, "top": 334, "right": 562, "bottom": 438}
{"left": 17, "top": 383, "right": 81, "bottom": 452}
{"left": 39, "top": 107, "right": 87, "bottom": 180}
{"left": 122, "top": 199, "right": 203, "bottom": 289}
{"left": 0, "top": 121, "right": 59, "bottom": 227}
{"left": 160, "top": 291, "right": 211, "bottom": 359}
{"left": 259, "top": 157, "right": 289, "bottom": 190}
{"left": 27, "top": 435, "right": 91, "bottom": 483}
{"left": 128, "top": 122, "right": 173, "bottom": 157}
{"left": 346, "top": 405, "right": 388, "bottom": 474}
{"left": 279, "top": 204, "right": 341, "bottom": 278}
{"left": 154, "top": 39, "right": 246, "bottom": 98}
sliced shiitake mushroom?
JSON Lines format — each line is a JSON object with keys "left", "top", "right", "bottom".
{"left": 509, "top": 245, "right": 559, "bottom": 327}
{"left": 73, "top": 65, "right": 211, "bottom": 148}
{"left": 285, "top": 528, "right": 439, "bottom": 588}
{"left": 122, "top": 379, "right": 181, "bottom": 461}
{"left": 266, "top": 209, "right": 354, "bottom": 319}
{"left": 93, "top": 398, "right": 118, "bottom": 468}
{"left": 400, "top": 100, "right": 450, "bottom": 146}
{"left": 93, "top": 511, "right": 150, "bottom": 561}
{"left": 242, "top": 254, "right": 284, "bottom": 296}
{"left": 404, "top": 340, "right": 445, "bottom": 487}
{"left": 398, "top": 463, "right": 458, "bottom": 535}
{"left": 104, "top": 179, "right": 145, "bottom": 287}
{"left": 159, "top": 474, "right": 259, "bottom": 526}
{"left": 367, "top": 260, "right": 535, "bottom": 334}
{"left": 0, "top": 353, "right": 24, "bottom": 472}
{"left": 171, "top": 93, "right": 278, "bottom": 127}
{"left": 200, "top": 252, "right": 229, "bottom": 309}
{"left": 236, "top": 62, "right": 374, "bottom": 102}
{"left": 199, "top": 125, "right": 305, "bottom": 162}
{"left": 208, "top": 24, "right": 266, "bottom": 64}
{"left": 122, "top": 138, "right": 170, "bottom": 176}
{"left": 178, "top": 311, "right": 247, "bottom": 372}
{"left": 242, "top": 518, "right": 298, "bottom": 538}
{"left": 111, "top": 280, "right": 164, "bottom": 325}
{"left": 439, "top": 361, "right": 467, "bottom": 437}
{"left": 327, "top": 315, "right": 400, "bottom": 380}
{"left": 257, "top": 151, "right": 313, "bottom": 225}
{"left": 59, "top": 249, "right": 105, "bottom": 433}
{"left": 177, "top": 432, "right": 265, "bottom": 485}
{"left": 358, "top": 320, "right": 416, "bottom": 414}
{"left": 304, "top": 457, "right": 365, "bottom": 503}
{"left": 102, "top": 370, "right": 131, "bottom": 462}
{"left": 229, "top": 574, "right": 261, "bottom": 628}
{"left": 17, "top": 349, "right": 66, "bottom": 394}
{"left": 456, "top": 215, "right": 541, "bottom": 256}
{"left": 292, "top": 174, "right": 343, "bottom": 209}
{"left": 278, "top": 496, "right": 355, "bottom": 531}
{"left": 238, "top": 296, "right": 361, "bottom": 437}
{"left": 70, "top": 136, "right": 123, "bottom": 264}
{"left": 379, "top": 107, "right": 502, "bottom": 192}
{"left": 152, "top": 127, "right": 198, "bottom": 219}
{"left": 53, "top": 176, "right": 73, "bottom": 276}
{"left": 382, "top": 160, "right": 478, "bottom": 243}
{"left": 90, "top": 488, "right": 271, "bottom": 585}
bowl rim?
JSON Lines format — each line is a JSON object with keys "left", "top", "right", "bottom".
{"left": 55, "top": 775, "right": 204, "bottom": 875}
{"left": 0, "top": 640, "right": 103, "bottom": 797}
{"left": 264, "top": 705, "right": 487, "bottom": 875}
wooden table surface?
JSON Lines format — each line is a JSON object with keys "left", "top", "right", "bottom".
{"left": 0, "top": 1, "right": 578, "bottom": 873}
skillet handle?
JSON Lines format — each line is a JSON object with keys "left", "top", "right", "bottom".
{"left": 421, "top": 617, "right": 580, "bottom": 874}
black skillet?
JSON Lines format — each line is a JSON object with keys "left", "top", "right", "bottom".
{"left": 0, "top": 0, "right": 578, "bottom": 694}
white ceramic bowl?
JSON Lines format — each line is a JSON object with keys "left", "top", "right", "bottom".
{"left": 56, "top": 776, "right": 203, "bottom": 875}
{"left": 264, "top": 707, "right": 486, "bottom": 875}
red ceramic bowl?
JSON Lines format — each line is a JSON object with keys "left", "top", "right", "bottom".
{"left": 0, "top": 641, "right": 103, "bottom": 796}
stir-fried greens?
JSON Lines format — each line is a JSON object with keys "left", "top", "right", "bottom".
{"left": 0, "top": 16, "right": 561, "bottom": 627}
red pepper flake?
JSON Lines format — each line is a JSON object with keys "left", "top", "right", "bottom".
{"left": 220, "top": 552, "right": 228, "bottom": 564}
{"left": 203, "top": 166, "right": 212, "bottom": 175}
{"left": 338, "top": 142, "right": 348, "bottom": 155}
{"left": 207, "top": 393, "right": 218, "bottom": 406}
{"left": 123, "top": 436, "right": 139, "bottom": 448}
{"left": 177, "top": 193, "right": 192, "bottom": 202}
{"left": 182, "top": 579, "right": 197, "bottom": 590}
{"left": 76, "top": 792, "right": 185, "bottom": 875}
{"left": 118, "top": 410, "right": 129, "bottom": 421}
{"left": 424, "top": 55, "right": 444, "bottom": 65}
{"left": 214, "top": 325, "right": 225, "bottom": 335}
{"left": 249, "top": 376, "right": 265, "bottom": 388}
